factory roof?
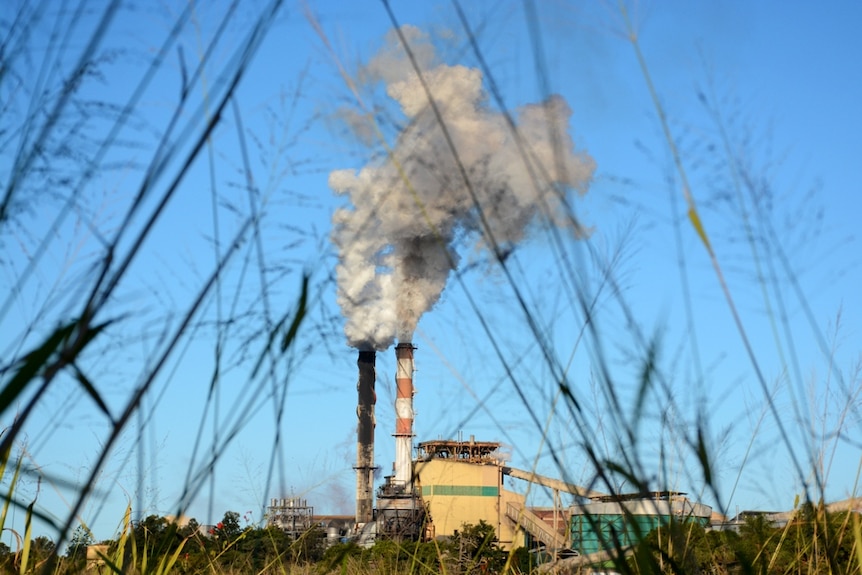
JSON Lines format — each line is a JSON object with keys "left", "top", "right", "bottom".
{"left": 416, "top": 438, "right": 503, "bottom": 462}
{"left": 593, "top": 491, "right": 687, "bottom": 503}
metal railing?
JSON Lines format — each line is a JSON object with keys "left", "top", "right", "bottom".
{"left": 505, "top": 502, "right": 567, "bottom": 549}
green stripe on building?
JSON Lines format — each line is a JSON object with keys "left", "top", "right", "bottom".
{"left": 421, "top": 485, "right": 499, "bottom": 497}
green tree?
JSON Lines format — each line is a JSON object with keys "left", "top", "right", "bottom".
{"left": 233, "top": 526, "right": 289, "bottom": 571}
{"left": 457, "top": 520, "right": 507, "bottom": 574}
{"left": 737, "top": 514, "right": 780, "bottom": 575}
{"left": 177, "top": 517, "right": 200, "bottom": 539}
{"left": 779, "top": 504, "right": 859, "bottom": 574}
{"left": 321, "top": 541, "right": 364, "bottom": 572}
{"left": 362, "top": 539, "right": 450, "bottom": 575}
{"left": 131, "top": 513, "right": 183, "bottom": 565}
{"left": 28, "top": 536, "right": 56, "bottom": 566}
{"left": 704, "top": 529, "right": 739, "bottom": 574}
{"left": 510, "top": 546, "right": 535, "bottom": 575}
{"left": 0, "top": 541, "right": 13, "bottom": 573}
{"left": 631, "top": 520, "right": 717, "bottom": 575}
{"left": 65, "top": 524, "right": 94, "bottom": 560}
{"left": 288, "top": 525, "right": 326, "bottom": 564}
{"left": 218, "top": 510, "right": 243, "bottom": 541}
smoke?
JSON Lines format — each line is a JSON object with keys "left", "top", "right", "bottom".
{"left": 331, "top": 25, "right": 595, "bottom": 350}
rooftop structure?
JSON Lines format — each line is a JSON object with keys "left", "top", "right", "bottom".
{"left": 267, "top": 497, "right": 314, "bottom": 538}
{"left": 417, "top": 437, "right": 504, "bottom": 463}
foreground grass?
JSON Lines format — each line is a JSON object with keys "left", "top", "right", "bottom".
{"left": 1, "top": 2, "right": 860, "bottom": 575}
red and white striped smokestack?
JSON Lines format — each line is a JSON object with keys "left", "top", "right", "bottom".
{"left": 355, "top": 350, "right": 376, "bottom": 524}
{"left": 394, "top": 343, "right": 415, "bottom": 487}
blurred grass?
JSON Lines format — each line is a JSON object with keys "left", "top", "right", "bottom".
{"left": 1, "top": 0, "right": 860, "bottom": 574}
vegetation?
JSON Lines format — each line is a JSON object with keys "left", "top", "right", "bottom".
{"left": 321, "top": 520, "right": 528, "bottom": 575}
{"left": 3, "top": 509, "right": 859, "bottom": 574}
{"left": 0, "top": 514, "right": 525, "bottom": 574}
{"left": 630, "top": 504, "right": 862, "bottom": 575}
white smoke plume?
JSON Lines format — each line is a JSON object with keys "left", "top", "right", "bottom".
{"left": 331, "top": 26, "right": 595, "bottom": 350}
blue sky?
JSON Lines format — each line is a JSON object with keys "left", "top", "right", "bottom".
{"left": 1, "top": 0, "right": 861, "bottom": 543}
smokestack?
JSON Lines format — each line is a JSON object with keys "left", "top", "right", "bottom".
{"left": 394, "top": 343, "right": 415, "bottom": 487}
{"left": 355, "top": 350, "right": 376, "bottom": 524}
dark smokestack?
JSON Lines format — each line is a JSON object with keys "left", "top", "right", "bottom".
{"left": 355, "top": 350, "right": 376, "bottom": 524}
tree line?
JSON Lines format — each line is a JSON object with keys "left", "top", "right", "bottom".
{"left": 2, "top": 504, "right": 859, "bottom": 574}
{"left": 629, "top": 503, "right": 861, "bottom": 575}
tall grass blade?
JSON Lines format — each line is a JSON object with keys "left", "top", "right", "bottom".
{"left": 154, "top": 536, "right": 188, "bottom": 575}
{"left": 19, "top": 497, "right": 34, "bottom": 575}
{"left": 0, "top": 322, "right": 75, "bottom": 414}
{"left": 0, "top": 450, "right": 23, "bottom": 534}
{"left": 71, "top": 365, "right": 114, "bottom": 423}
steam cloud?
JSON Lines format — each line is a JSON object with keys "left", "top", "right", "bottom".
{"left": 331, "top": 26, "right": 595, "bottom": 350}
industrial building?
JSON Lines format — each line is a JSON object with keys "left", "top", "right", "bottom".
{"left": 266, "top": 497, "right": 314, "bottom": 538}
{"left": 262, "top": 343, "right": 862, "bottom": 571}
{"left": 410, "top": 437, "right": 713, "bottom": 560}
{"left": 269, "top": 342, "right": 715, "bottom": 564}
{"left": 568, "top": 492, "right": 712, "bottom": 555}
{"left": 414, "top": 438, "right": 526, "bottom": 548}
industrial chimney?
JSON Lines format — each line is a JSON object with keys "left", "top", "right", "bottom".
{"left": 355, "top": 350, "right": 376, "bottom": 524}
{"left": 394, "top": 343, "right": 415, "bottom": 487}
